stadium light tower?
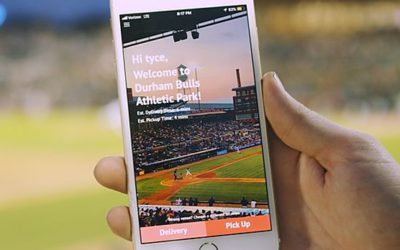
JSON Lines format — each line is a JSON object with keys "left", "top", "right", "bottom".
{"left": 173, "top": 30, "right": 188, "bottom": 42}
{"left": 191, "top": 30, "right": 200, "bottom": 40}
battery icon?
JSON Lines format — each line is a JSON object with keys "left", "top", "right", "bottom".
{"left": 237, "top": 6, "right": 243, "bottom": 11}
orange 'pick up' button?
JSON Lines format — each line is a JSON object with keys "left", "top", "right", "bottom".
{"left": 205, "top": 215, "right": 271, "bottom": 237}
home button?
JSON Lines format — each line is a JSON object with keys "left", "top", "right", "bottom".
{"left": 199, "top": 242, "right": 218, "bottom": 250}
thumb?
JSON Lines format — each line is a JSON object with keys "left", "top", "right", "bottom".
{"left": 262, "top": 72, "right": 349, "bottom": 168}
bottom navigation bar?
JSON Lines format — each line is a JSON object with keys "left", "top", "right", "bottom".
{"left": 141, "top": 215, "right": 271, "bottom": 243}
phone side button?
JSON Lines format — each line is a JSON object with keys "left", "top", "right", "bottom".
{"left": 199, "top": 242, "right": 218, "bottom": 250}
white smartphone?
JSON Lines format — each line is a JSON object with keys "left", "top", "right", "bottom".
{"left": 110, "top": 0, "right": 279, "bottom": 249}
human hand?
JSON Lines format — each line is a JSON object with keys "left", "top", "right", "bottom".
{"left": 94, "top": 72, "right": 400, "bottom": 250}
{"left": 262, "top": 72, "right": 400, "bottom": 250}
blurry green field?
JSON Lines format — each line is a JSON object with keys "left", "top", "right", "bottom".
{"left": 215, "top": 153, "right": 265, "bottom": 178}
{"left": 0, "top": 111, "right": 127, "bottom": 250}
{"left": 0, "top": 190, "right": 127, "bottom": 250}
{"left": 171, "top": 182, "right": 268, "bottom": 204}
{"left": 0, "top": 111, "right": 122, "bottom": 155}
{"left": 379, "top": 135, "right": 400, "bottom": 164}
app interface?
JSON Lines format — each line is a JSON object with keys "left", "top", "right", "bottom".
{"left": 120, "top": 5, "right": 272, "bottom": 244}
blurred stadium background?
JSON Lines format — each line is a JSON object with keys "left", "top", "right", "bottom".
{"left": 0, "top": 0, "right": 399, "bottom": 249}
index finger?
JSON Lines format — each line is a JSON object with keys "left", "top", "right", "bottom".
{"left": 94, "top": 156, "right": 128, "bottom": 194}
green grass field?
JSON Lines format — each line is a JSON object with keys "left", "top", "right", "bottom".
{"left": 136, "top": 147, "right": 265, "bottom": 201}
{"left": 167, "top": 148, "right": 267, "bottom": 204}
{"left": 161, "top": 146, "right": 262, "bottom": 178}
{"left": 216, "top": 154, "right": 265, "bottom": 178}
{"left": 136, "top": 177, "right": 166, "bottom": 199}
{"left": 171, "top": 182, "right": 268, "bottom": 204}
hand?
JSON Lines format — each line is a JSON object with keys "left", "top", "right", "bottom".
{"left": 262, "top": 73, "right": 400, "bottom": 250}
{"left": 94, "top": 72, "right": 400, "bottom": 250}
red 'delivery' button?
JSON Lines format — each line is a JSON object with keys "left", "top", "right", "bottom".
{"left": 141, "top": 221, "right": 207, "bottom": 243}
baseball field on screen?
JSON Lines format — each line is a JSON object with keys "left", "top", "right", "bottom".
{"left": 136, "top": 146, "right": 269, "bottom": 207}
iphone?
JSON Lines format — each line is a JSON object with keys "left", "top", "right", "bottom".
{"left": 110, "top": 0, "right": 279, "bottom": 249}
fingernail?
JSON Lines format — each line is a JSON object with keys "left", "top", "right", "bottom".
{"left": 272, "top": 72, "right": 278, "bottom": 81}
{"left": 272, "top": 72, "right": 284, "bottom": 90}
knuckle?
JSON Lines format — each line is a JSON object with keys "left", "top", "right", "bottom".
{"left": 334, "top": 130, "right": 381, "bottom": 164}
{"left": 354, "top": 131, "right": 379, "bottom": 147}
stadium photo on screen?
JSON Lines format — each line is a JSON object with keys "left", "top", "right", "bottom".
{"left": 121, "top": 5, "right": 271, "bottom": 243}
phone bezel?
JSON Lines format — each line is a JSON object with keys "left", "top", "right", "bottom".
{"left": 110, "top": 0, "right": 279, "bottom": 249}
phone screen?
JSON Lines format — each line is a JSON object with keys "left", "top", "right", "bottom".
{"left": 119, "top": 5, "right": 272, "bottom": 244}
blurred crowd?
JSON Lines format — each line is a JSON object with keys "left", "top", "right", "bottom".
{"left": 1, "top": 2, "right": 400, "bottom": 113}
{"left": 132, "top": 119, "right": 261, "bottom": 168}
